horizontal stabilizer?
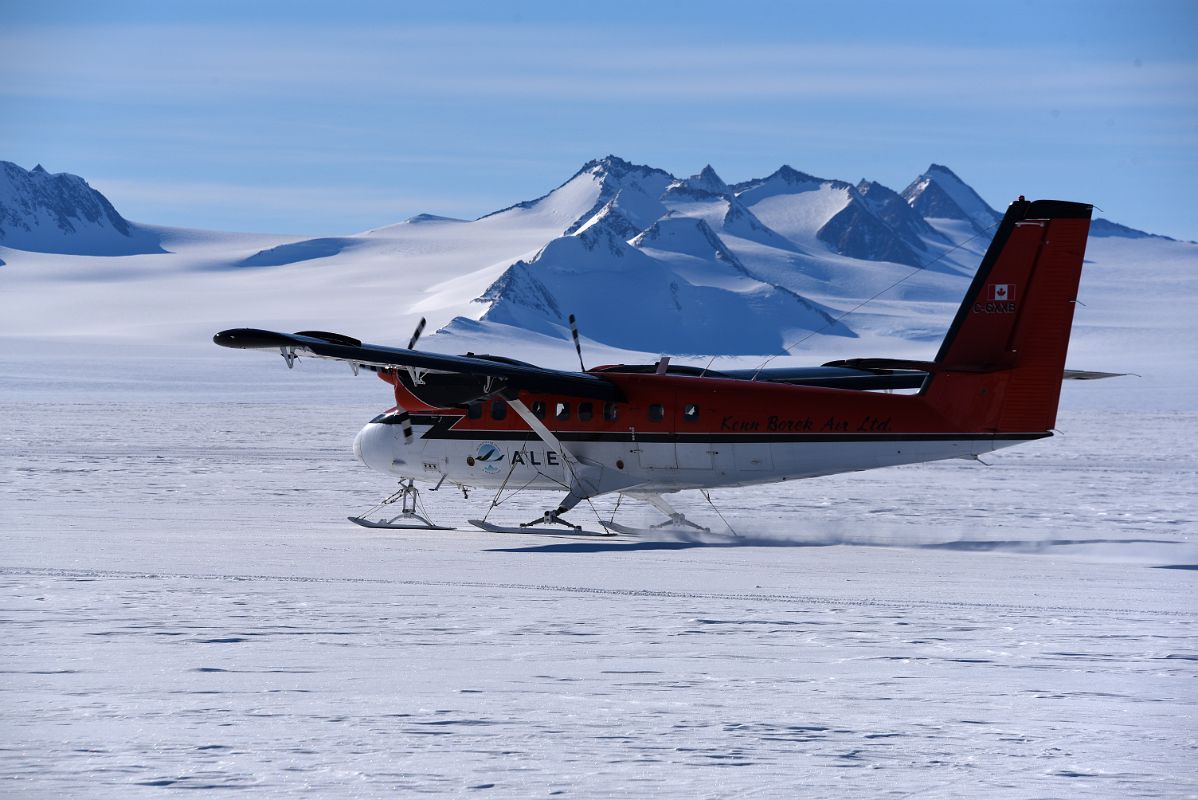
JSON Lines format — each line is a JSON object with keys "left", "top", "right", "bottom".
{"left": 1062, "top": 369, "right": 1130, "bottom": 380}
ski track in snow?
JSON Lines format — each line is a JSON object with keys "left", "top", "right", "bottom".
{"left": 2, "top": 366, "right": 1196, "bottom": 798}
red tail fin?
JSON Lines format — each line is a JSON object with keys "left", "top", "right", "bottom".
{"left": 923, "top": 198, "right": 1092, "bottom": 433}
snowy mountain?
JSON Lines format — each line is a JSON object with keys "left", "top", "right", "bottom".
{"left": 1, "top": 154, "right": 1192, "bottom": 370}
{"left": 484, "top": 155, "right": 675, "bottom": 240}
{"left": 659, "top": 167, "right": 798, "bottom": 252}
{"left": 816, "top": 187, "right": 927, "bottom": 268}
{"left": 728, "top": 167, "right": 934, "bottom": 267}
{"left": 902, "top": 164, "right": 1002, "bottom": 236}
{"left": 458, "top": 214, "right": 851, "bottom": 355}
{"left": 0, "top": 161, "right": 163, "bottom": 255}
{"left": 1089, "top": 218, "right": 1176, "bottom": 240}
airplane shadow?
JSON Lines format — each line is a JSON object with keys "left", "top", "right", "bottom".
{"left": 487, "top": 538, "right": 828, "bottom": 554}
{"left": 487, "top": 536, "right": 1179, "bottom": 555}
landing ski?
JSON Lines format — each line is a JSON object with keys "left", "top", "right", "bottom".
{"left": 348, "top": 515, "right": 455, "bottom": 530}
{"left": 468, "top": 519, "right": 616, "bottom": 537}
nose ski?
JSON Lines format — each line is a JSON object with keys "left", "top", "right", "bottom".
{"left": 348, "top": 479, "right": 454, "bottom": 530}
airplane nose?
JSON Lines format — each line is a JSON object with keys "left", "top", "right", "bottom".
{"left": 354, "top": 421, "right": 412, "bottom": 475}
{"left": 354, "top": 423, "right": 392, "bottom": 473}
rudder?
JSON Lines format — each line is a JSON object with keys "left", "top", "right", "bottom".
{"left": 924, "top": 198, "right": 1093, "bottom": 433}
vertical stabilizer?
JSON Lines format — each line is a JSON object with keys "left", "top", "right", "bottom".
{"left": 924, "top": 198, "right": 1093, "bottom": 433}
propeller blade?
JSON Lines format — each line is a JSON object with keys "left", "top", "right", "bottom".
{"left": 569, "top": 313, "right": 585, "bottom": 372}
{"left": 394, "top": 406, "right": 413, "bottom": 443}
{"left": 407, "top": 317, "right": 426, "bottom": 350}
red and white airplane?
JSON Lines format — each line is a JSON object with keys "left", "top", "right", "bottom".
{"left": 216, "top": 198, "right": 1106, "bottom": 534}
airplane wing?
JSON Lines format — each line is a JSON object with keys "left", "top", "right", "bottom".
{"left": 214, "top": 328, "right": 1127, "bottom": 406}
{"left": 213, "top": 328, "right": 622, "bottom": 401}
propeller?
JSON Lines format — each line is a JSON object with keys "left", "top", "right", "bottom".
{"left": 569, "top": 313, "right": 586, "bottom": 372}
{"left": 390, "top": 316, "right": 426, "bottom": 444}
{"left": 407, "top": 317, "right": 427, "bottom": 350}
{"left": 394, "top": 408, "right": 414, "bottom": 443}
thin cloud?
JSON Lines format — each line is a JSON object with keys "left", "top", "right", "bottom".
{"left": 1, "top": 23, "right": 1193, "bottom": 110}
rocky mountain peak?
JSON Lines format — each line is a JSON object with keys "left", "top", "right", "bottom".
{"left": 901, "top": 164, "right": 1001, "bottom": 235}
{"left": 0, "top": 160, "right": 162, "bottom": 255}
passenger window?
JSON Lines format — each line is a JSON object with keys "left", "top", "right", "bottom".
{"left": 555, "top": 402, "right": 570, "bottom": 421}
{"left": 683, "top": 404, "right": 699, "bottom": 421}
{"left": 491, "top": 401, "right": 507, "bottom": 421}
{"left": 467, "top": 402, "right": 483, "bottom": 420}
{"left": 532, "top": 401, "right": 546, "bottom": 419}
{"left": 578, "top": 402, "right": 593, "bottom": 422}
{"left": 649, "top": 403, "right": 665, "bottom": 422}
{"left": 604, "top": 403, "right": 618, "bottom": 422}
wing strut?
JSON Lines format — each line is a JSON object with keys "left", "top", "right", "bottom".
{"left": 502, "top": 397, "right": 608, "bottom": 523}
{"left": 504, "top": 398, "right": 577, "bottom": 469}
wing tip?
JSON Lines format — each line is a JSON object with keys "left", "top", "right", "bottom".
{"left": 213, "top": 328, "right": 295, "bottom": 349}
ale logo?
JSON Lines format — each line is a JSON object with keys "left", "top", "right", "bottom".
{"left": 475, "top": 442, "right": 505, "bottom": 473}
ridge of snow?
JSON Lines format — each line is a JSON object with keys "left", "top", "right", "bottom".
{"left": 477, "top": 155, "right": 674, "bottom": 237}
{"left": 236, "top": 237, "right": 365, "bottom": 268}
{"left": 736, "top": 179, "right": 853, "bottom": 246}
{"left": 1089, "top": 217, "right": 1174, "bottom": 241}
{"left": 405, "top": 213, "right": 467, "bottom": 225}
{"left": 731, "top": 165, "right": 847, "bottom": 206}
{"left": 660, "top": 180, "right": 798, "bottom": 253}
{"left": 816, "top": 193, "right": 926, "bottom": 268}
{"left": 631, "top": 215, "right": 747, "bottom": 271}
{"left": 572, "top": 197, "right": 650, "bottom": 241}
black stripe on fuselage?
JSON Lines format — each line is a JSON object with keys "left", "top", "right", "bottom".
{"left": 404, "top": 415, "right": 1049, "bottom": 444}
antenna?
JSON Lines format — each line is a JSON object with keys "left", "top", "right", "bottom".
{"left": 407, "top": 317, "right": 426, "bottom": 350}
{"left": 569, "top": 314, "right": 586, "bottom": 371}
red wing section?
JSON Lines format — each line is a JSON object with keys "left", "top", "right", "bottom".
{"left": 925, "top": 199, "right": 1092, "bottom": 433}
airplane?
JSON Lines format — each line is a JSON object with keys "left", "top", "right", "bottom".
{"left": 215, "top": 197, "right": 1111, "bottom": 535}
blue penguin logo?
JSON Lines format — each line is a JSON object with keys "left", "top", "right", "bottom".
{"left": 475, "top": 442, "right": 505, "bottom": 473}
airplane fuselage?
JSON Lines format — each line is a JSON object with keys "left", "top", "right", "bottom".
{"left": 353, "top": 373, "right": 1047, "bottom": 495}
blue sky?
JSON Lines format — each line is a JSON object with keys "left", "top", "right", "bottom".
{"left": 2, "top": 0, "right": 1195, "bottom": 239}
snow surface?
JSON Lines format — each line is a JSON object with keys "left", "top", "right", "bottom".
{"left": 1, "top": 349, "right": 1195, "bottom": 798}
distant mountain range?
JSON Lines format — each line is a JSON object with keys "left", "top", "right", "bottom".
{"left": 0, "top": 162, "right": 163, "bottom": 255}
{"left": 0, "top": 157, "right": 1181, "bottom": 354}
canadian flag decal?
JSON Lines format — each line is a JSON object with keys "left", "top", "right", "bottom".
{"left": 987, "top": 283, "right": 1015, "bottom": 302}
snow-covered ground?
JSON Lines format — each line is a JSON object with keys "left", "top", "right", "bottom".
{"left": 2, "top": 351, "right": 1195, "bottom": 798}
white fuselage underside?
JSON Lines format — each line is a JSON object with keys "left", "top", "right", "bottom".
{"left": 354, "top": 420, "right": 1028, "bottom": 496}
